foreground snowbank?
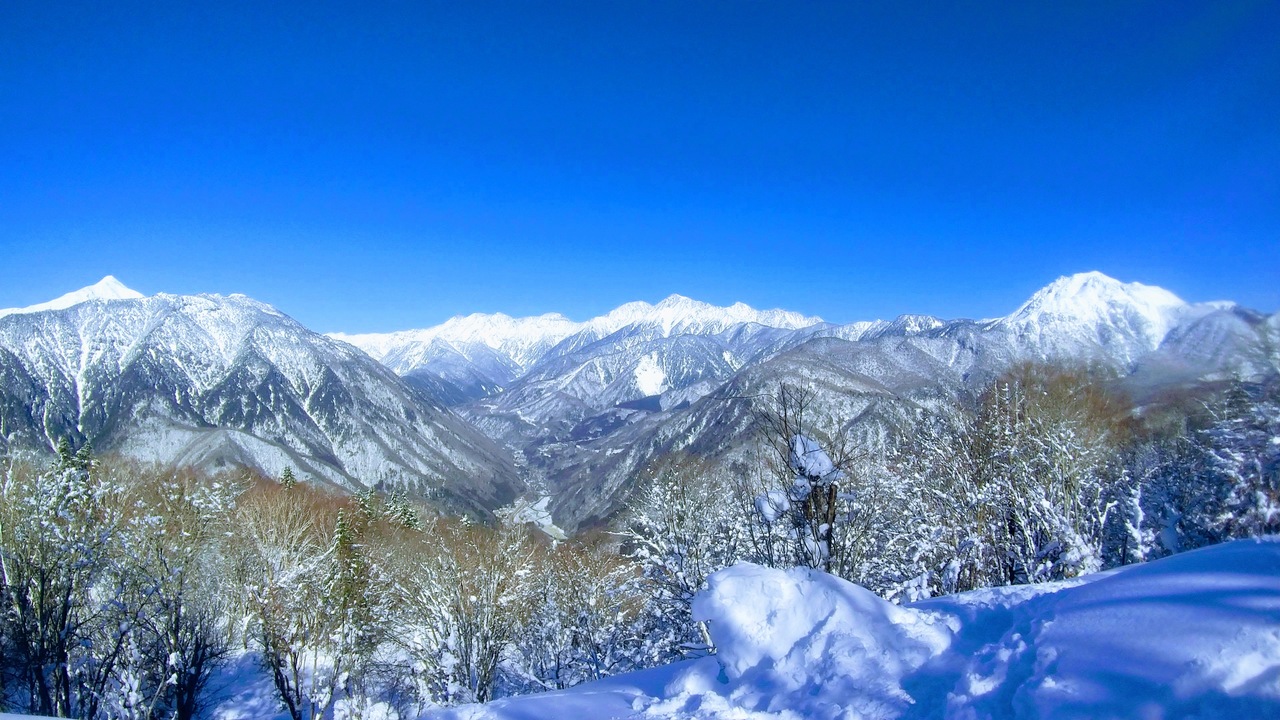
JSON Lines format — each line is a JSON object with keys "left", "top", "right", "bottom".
{"left": 433, "top": 537, "right": 1280, "bottom": 719}
{"left": 652, "top": 563, "right": 954, "bottom": 718}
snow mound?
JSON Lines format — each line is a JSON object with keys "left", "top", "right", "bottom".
{"left": 788, "top": 434, "right": 838, "bottom": 480}
{"left": 661, "top": 563, "right": 954, "bottom": 719}
{"left": 920, "top": 536, "right": 1280, "bottom": 719}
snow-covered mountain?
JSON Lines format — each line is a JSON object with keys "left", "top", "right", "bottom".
{"left": 2, "top": 272, "right": 1273, "bottom": 531}
{"left": 332, "top": 311, "right": 583, "bottom": 378}
{"left": 337, "top": 271, "right": 1272, "bottom": 530}
{"left": 542, "top": 273, "right": 1273, "bottom": 527}
{"left": 330, "top": 295, "right": 823, "bottom": 406}
{"left": 989, "top": 270, "right": 1226, "bottom": 364}
{"left": 0, "top": 278, "right": 523, "bottom": 516}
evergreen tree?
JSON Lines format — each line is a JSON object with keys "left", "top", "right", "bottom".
{"left": 1204, "top": 381, "right": 1280, "bottom": 539}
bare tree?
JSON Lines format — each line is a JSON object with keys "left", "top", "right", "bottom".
{"left": 743, "top": 384, "right": 873, "bottom": 577}
{"left": 115, "top": 465, "right": 238, "bottom": 720}
{"left": 229, "top": 481, "right": 337, "bottom": 720}
{"left": 388, "top": 519, "right": 539, "bottom": 706}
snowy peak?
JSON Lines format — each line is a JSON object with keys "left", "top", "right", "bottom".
{"left": 433, "top": 311, "right": 581, "bottom": 348}
{"left": 0, "top": 275, "right": 144, "bottom": 318}
{"left": 332, "top": 295, "right": 823, "bottom": 373}
{"left": 78, "top": 275, "right": 143, "bottom": 301}
{"left": 649, "top": 293, "right": 821, "bottom": 330}
{"left": 1011, "top": 272, "right": 1186, "bottom": 320}
{"left": 999, "top": 271, "right": 1188, "bottom": 350}
{"left": 331, "top": 311, "right": 584, "bottom": 371}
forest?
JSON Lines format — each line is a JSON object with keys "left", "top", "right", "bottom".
{"left": 1, "top": 363, "right": 1277, "bottom": 719}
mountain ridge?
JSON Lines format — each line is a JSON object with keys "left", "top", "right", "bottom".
{"left": 0, "top": 281, "right": 524, "bottom": 517}
{"left": 3, "top": 271, "right": 1274, "bottom": 531}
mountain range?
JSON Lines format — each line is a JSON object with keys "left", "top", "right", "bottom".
{"left": 1, "top": 272, "right": 1275, "bottom": 528}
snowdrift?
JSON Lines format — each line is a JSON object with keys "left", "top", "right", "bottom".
{"left": 433, "top": 537, "right": 1280, "bottom": 719}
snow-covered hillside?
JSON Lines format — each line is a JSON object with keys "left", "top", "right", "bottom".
{"left": 429, "top": 537, "right": 1280, "bottom": 719}
{"left": 0, "top": 277, "right": 523, "bottom": 515}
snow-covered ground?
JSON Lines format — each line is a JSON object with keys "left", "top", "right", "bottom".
{"left": 430, "top": 537, "right": 1280, "bottom": 719}
{"left": 8, "top": 539, "right": 1270, "bottom": 719}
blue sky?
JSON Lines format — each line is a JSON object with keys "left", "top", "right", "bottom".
{"left": 1, "top": 2, "right": 1276, "bottom": 332}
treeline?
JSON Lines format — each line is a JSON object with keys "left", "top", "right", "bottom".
{"left": 1, "top": 362, "right": 1276, "bottom": 717}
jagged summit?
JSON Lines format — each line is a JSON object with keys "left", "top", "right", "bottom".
{"left": 331, "top": 295, "right": 824, "bottom": 375}
{"left": 0, "top": 275, "right": 144, "bottom": 318}
{"left": 331, "top": 311, "right": 585, "bottom": 373}
{"left": 583, "top": 294, "right": 821, "bottom": 336}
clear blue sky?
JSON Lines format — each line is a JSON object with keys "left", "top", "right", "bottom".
{"left": 1, "top": 2, "right": 1276, "bottom": 331}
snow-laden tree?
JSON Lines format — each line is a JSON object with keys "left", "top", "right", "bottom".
{"left": 1125, "top": 379, "right": 1280, "bottom": 557}
{"left": 886, "top": 406, "right": 991, "bottom": 596}
{"left": 0, "top": 443, "right": 129, "bottom": 718}
{"left": 511, "top": 534, "right": 643, "bottom": 692}
{"left": 621, "top": 458, "right": 740, "bottom": 663}
{"left": 319, "top": 507, "right": 388, "bottom": 715}
{"left": 388, "top": 519, "right": 540, "bottom": 707}
{"left": 972, "top": 366, "right": 1124, "bottom": 583}
{"left": 892, "top": 364, "right": 1129, "bottom": 592}
{"left": 1203, "top": 380, "right": 1280, "bottom": 539}
{"left": 743, "top": 384, "right": 891, "bottom": 582}
{"left": 104, "top": 465, "right": 238, "bottom": 720}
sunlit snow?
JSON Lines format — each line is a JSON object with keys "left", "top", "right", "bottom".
{"left": 427, "top": 538, "right": 1280, "bottom": 720}
{"left": 0, "top": 275, "right": 143, "bottom": 318}
{"left": 634, "top": 352, "right": 668, "bottom": 396}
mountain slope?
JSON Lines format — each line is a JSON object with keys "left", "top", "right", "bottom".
{"left": 330, "top": 295, "right": 823, "bottom": 406}
{"left": 0, "top": 279, "right": 523, "bottom": 516}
